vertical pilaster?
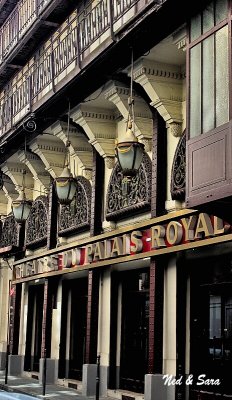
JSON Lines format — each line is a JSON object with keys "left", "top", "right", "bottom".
{"left": 175, "top": 254, "right": 187, "bottom": 400}
{"left": 9, "top": 283, "right": 16, "bottom": 355}
{"left": 90, "top": 148, "right": 104, "bottom": 236}
{"left": 148, "top": 257, "right": 164, "bottom": 374}
{"left": 163, "top": 256, "right": 177, "bottom": 375}
{"left": 8, "top": 283, "right": 24, "bottom": 375}
{"left": 151, "top": 109, "right": 167, "bottom": 218}
{"left": 97, "top": 269, "right": 111, "bottom": 396}
{"left": 47, "top": 181, "right": 58, "bottom": 250}
{"left": 85, "top": 148, "right": 104, "bottom": 364}
{"left": 18, "top": 283, "right": 28, "bottom": 357}
{"left": 0, "top": 264, "right": 11, "bottom": 369}
{"left": 85, "top": 270, "right": 100, "bottom": 364}
{"left": 41, "top": 280, "right": 48, "bottom": 359}
{"left": 145, "top": 256, "right": 176, "bottom": 400}
{"left": 148, "top": 108, "right": 165, "bottom": 373}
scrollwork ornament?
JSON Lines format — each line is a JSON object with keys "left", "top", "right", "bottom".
{"left": 106, "top": 152, "right": 152, "bottom": 221}
{"left": 59, "top": 176, "right": 91, "bottom": 236}
{"left": 23, "top": 113, "right": 36, "bottom": 132}
{"left": 26, "top": 196, "right": 48, "bottom": 247}
{"left": 1, "top": 215, "right": 19, "bottom": 247}
{"left": 171, "top": 131, "right": 186, "bottom": 200}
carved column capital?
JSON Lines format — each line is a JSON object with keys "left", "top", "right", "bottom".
{"left": 104, "top": 156, "right": 115, "bottom": 169}
{"left": 140, "top": 138, "right": 152, "bottom": 152}
{"left": 167, "top": 122, "right": 183, "bottom": 137}
{"left": 82, "top": 168, "right": 92, "bottom": 180}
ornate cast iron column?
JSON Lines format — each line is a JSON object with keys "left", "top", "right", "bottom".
{"left": 41, "top": 279, "right": 48, "bottom": 360}
{"left": 148, "top": 110, "right": 165, "bottom": 374}
{"left": 85, "top": 149, "right": 104, "bottom": 364}
{"left": 151, "top": 109, "right": 167, "bottom": 218}
{"left": 148, "top": 258, "right": 164, "bottom": 374}
{"left": 47, "top": 181, "right": 58, "bottom": 250}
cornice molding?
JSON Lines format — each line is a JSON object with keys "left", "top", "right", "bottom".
{"left": 133, "top": 59, "right": 185, "bottom": 81}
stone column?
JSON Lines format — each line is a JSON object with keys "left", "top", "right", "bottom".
{"left": 82, "top": 269, "right": 111, "bottom": 396}
{"left": 145, "top": 255, "right": 177, "bottom": 400}
{"left": 0, "top": 263, "right": 11, "bottom": 370}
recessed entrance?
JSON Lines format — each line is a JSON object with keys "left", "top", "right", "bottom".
{"left": 110, "top": 269, "right": 149, "bottom": 393}
{"left": 190, "top": 257, "right": 232, "bottom": 399}
{"left": 24, "top": 283, "right": 44, "bottom": 372}
{"left": 58, "top": 278, "right": 88, "bottom": 381}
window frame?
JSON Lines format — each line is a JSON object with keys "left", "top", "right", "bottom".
{"left": 186, "top": 0, "right": 231, "bottom": 141}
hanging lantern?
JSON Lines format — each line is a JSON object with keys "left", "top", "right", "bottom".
{"left": 115, "top": 120, "right": 144, "bottom": 177}
{"left": 54, "top": 166, "right": 77, "bottom": 205}
{"left": 54, "top": 104, "right": 77, "bottom": 205}
{"left": 12, "top": 192, "right": 32, "bottom": 223}
{"left": 115, "top": 49, "right": 144, "bottom": 178}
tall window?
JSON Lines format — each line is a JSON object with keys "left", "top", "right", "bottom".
{"left": 189, "top": 0, "right": 229, "bottom": 138}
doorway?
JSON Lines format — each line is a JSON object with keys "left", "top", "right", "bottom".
{"left": 58, "top": 278, "right": 88, "bottom": 380}
{"left": 119, "top": 269, "right": 149, "bottom": 393}
{"left": 24, "top": 283, "right": 44, "bottom": 372}
{"left": 190, "top": 257, "right": 232, "bottom": 399}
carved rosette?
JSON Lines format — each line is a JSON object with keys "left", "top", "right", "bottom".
{"left": 1, "top": 215, "right": 19, "bottom": 248}
{"left": 171, "top": 131, "right": 186, "bottom": 201}
{"left": 59, "top": 176, "right": 91, "bottom": 236}
{"left": 26, "top": 196, "right": 49, "bottom": 248}
{"left": 106, "top": 152, "right": 152, "bottom": 221}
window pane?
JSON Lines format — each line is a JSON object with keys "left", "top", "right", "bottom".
{"left": 190, "top": 44, "right": 201, "bottom": 138}
{"left": 215, "top": 0, "right": 228, "bottom": 24}
{"left": 203, "top": 36, "right": 215, "bottom": 133}
{"left": 203, "top": 2, "right": 214, "bottom": 34}
{"left": 209, "top": 295, "right": 221, "bottom": 339}
{"left": 190, "top": 14, "right": 201, "bottom": 42}
{"left": 216, "top": 25, "right": 229, "bottom": 127}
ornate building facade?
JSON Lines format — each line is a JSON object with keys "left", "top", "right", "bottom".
{"left": 0, "top": 1, "right": 232, "bottom": 400}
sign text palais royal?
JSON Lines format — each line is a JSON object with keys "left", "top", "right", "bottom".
{"left": 15, "top": 213, "right": 231, "bottom": 279}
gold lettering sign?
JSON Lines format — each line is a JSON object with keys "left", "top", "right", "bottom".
{"left": 111, "top": 237, "right": 123, "bottom": 257}
{"left": 93, "top": 242, "right": 104, "bottom": 261}
{"left": 181, "top": 215, "right": 197, "bottom": 241}
{"left": 123, "top": 234, "right": 131, "bottom": 255}
{"left": 151, "top": 225, "right": 166, "bottom": 249}
{"left": 85, "top": 244, "right": 94, "bottom": 264}
{"left": 131, "top": 230, "right": 143, "bottom": 253}
{"left": 194, "top": 213, "right": 214, "bottom": 239}
{"left": 166, "top": 221, "right": 183, "bottom": 245}
{"left": 13, "top": 212, "right": 232, "bottom": 280}
{"left": 104, "top": 240, "right": 111, "bottom": 259}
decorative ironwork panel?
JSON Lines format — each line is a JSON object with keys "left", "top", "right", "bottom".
{"left": 1, "top": 215, "right": 19, "bottom": 248}
{"left": 59, "top": 176, "right": 91, "bottom": 236}
{"left": 106, "top": 152, "right": 152, "bottom": 221}
{"left": 26, "top": 196, "right": 48, "bottom": 248}
{"left": 171, "top": 132, "right": 186, "bottom": 201}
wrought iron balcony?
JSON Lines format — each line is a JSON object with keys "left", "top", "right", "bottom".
{"left": 0, "top": 0, "right": 18, "bottom": 27}
{"left": 0, "top": 0, "right": 53, "bottom": 62}
{"left": 0, "top": 0, "right": 166, "bottom": 138}
{"left": 0, "top": 0, "right": 77, "bottom": 87}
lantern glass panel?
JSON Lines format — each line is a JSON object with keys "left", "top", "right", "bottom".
{"left": 55, "top": 178, "right": 77, "bottom": 204}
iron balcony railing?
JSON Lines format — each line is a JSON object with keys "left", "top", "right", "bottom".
{"left": 0, "top": 0, "right": 165, "bottom": 136}
{"left": 0, "top": 0, "right": 52, "bottom": 64}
